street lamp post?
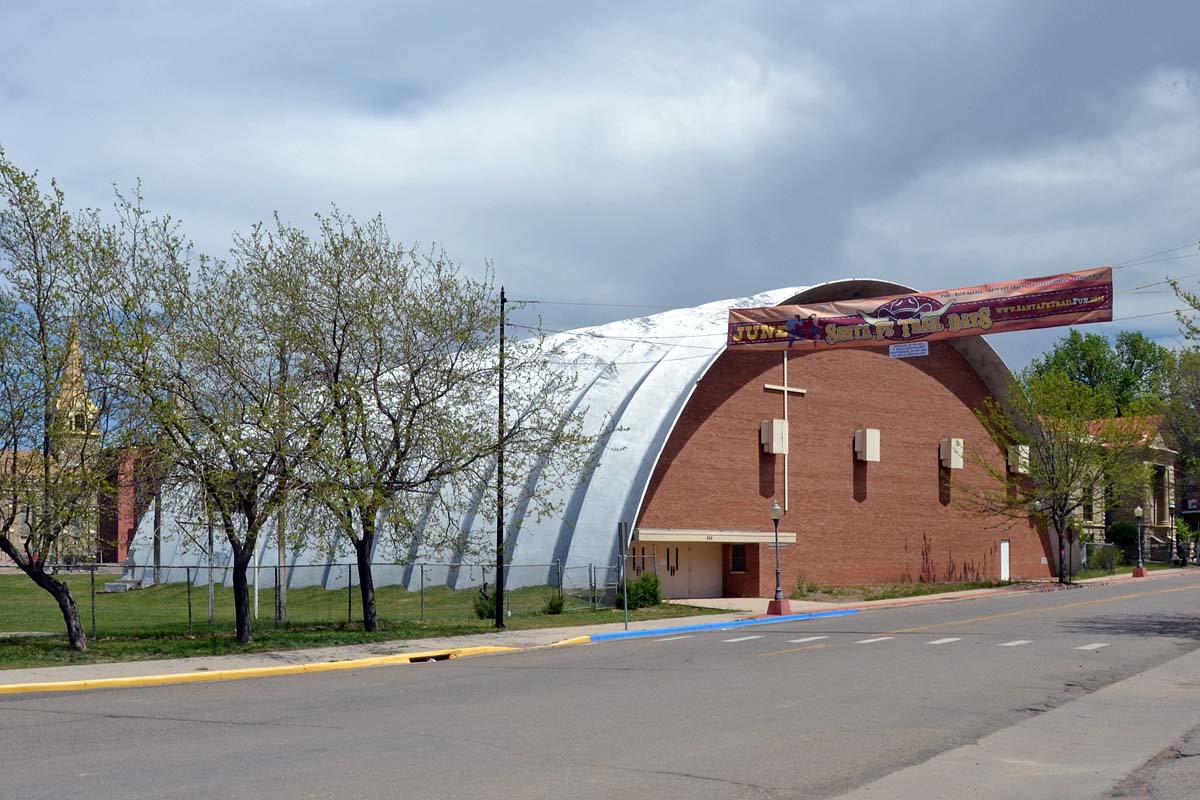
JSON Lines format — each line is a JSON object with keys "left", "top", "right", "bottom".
{"left": 1170, "top": 501, "right": 1180, "bottom": 566}
{"left": 766, "top": 500, "right": 792, "bottom": 616}
{"left": 1133, "top": 505, "right": 1147, "bottom": 578}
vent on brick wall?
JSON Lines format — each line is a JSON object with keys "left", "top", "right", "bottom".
{"left": 940, "top": 438, "right": 964, "bottom": 470}
{"left": 760, "top": 419, "right": 787, "bottom": 455}
{"left": 854, "top": 428, "right": 880, "bottom": 462}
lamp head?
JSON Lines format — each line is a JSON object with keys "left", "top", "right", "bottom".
{"left": 1134, "top": 505, "right": 1143, "bottom": 519}
{"left": 770, "top": 500, "right": 783, "bottom": 521}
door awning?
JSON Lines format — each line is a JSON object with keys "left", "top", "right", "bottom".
{"left": 634, "top": 528, "right": 797, "bottom": 544}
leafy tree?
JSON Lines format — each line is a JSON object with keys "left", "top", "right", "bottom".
{"left": 1162, "top": 348, "right": 1200, "bottom": 491}
{"left": 968, "top": 370, "right": 1151, "bottom": 583}
{"left": 95, "top": 204, "right": 322, "bottom": 644}
{"left": 245, "top": 211, "right": 597, "bottom": 632}
{"left": 1028, "top": 329, "right": 1170, "bottom": 416}
{"left": 0, "top": 149, "right": 125, "bottom": 651}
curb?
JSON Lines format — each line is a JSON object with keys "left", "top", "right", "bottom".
{"left": 586, "top": 608, "right": 858, "bottom": 643}
{"left": 0, "top": 645, "right": 519, "bottom": 696}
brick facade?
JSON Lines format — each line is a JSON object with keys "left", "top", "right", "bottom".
{"left": 637, "top": 340, "right": 1054, "bottom": 595}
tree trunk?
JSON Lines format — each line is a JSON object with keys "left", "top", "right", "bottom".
{"left": 231, "top": 542, "right": 253, "bottom": 643}
{"left": 354, "top": 527, "right": 378, "bottom": 633}
{"left": 0, "top": 538, "right": 87, "bottom": 651}
{"left": 1057, "top": 522, "right": 1067, "bottom": 584}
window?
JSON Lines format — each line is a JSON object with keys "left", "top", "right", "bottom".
{"left": 730, "top": 544, "right": 746, "bottom": 573}
{"left": 73, "top": 412, "right": 85, "bottom": 431}
{"left": 1083, "top": 489, "right": 1094, "bottom": 523}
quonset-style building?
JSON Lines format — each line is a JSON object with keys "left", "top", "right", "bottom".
{"left": 126, "top": 279, "right": 1054, "bottom": 598}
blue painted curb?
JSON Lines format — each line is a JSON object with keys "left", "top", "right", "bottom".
{"left": 590, "top": 608, "right": 858, "bottom": 642}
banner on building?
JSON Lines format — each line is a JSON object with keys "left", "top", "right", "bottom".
{"left": 727, "top": 267, "right": 1113, "bottom": 351}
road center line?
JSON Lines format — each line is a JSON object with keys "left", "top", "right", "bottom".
{"left": 927, "top": 637, "right": 962, "bottom": 645}
{"left": 998, "top": 640, "right": 1033, "bottom": 647}
{"left": 655, "top": 635, "right": 692, "bottom": 642}
{"left": 1077, "top": 643, "right": 1110, "bottom": 651}
{"left": 723, "top": 635, "right": 763, "bottom": 643}
{"left": 788, "top": 636, "right": 829, "bottom": 644}
{"left": 856, "top": 637, "right": 894, "bottom": 644}
{"left": 888, "top": 583, "right": 1200, "bottom": 634}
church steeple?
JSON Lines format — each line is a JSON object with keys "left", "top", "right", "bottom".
{"left": 52, "top": 318, "right": 100, "bottom": 461}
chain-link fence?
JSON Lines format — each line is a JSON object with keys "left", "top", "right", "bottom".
{"left": 0, "top": 560, "right": 626, "bottom": 638}
{"left": 1080, "top": 541, "right": 1117, "bottom": 576}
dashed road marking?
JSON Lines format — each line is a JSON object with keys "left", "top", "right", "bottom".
{"left": 999, "top": 640, "right": 1033, "bottom": 647}
{"left": 1076, "top": 643, "right": 1110, "bottom": 651}
{"left": 787, "top": 636, "right": 829, "bottom": 644}
{"left": 723, "top": 635, "right": 764, "bottom": 643}
{"left": 855, "top": 637, "right": 894, "bottom": 644}
{"left": 655, "top": 635, "right": 693, "bottom": 642}
{"left": 927, "top": 637, "right": 962, "bottom": 645}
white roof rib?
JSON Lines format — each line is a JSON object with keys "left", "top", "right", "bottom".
{"left": 508, "top": 287, "right": 808, "bottom": 574}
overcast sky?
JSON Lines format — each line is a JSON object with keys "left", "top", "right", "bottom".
{"left": 3, "top": 1, "right": 1198, "bottom": 368}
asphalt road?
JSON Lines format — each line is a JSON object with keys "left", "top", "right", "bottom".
{"left": 4, "top": 575, "right": 1200, "bottom": 799}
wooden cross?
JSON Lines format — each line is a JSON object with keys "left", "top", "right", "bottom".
{"left": 764, "top": 351, "right": 805, "bottom": 512}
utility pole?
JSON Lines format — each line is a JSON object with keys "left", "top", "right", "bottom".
{"left": 276, "top": 346, "right": 288, "bottom": 622}
{"left": 495, "top": 286, "right": 506, "bottom": 629}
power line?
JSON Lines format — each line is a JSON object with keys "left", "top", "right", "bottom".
{"left": 546, "top": 351, "right": 718, "bottom": 367}
{"left": 507, "top": 321, "right": 721, "bottom": 350}
{"left": 513, "top": 298, "right": 675, "bottom": 310}
{"left": 1111, "top": 307, "right": 1192, "bottom": 323}
{"left": 1113, "top": 242, "right": 1199, "bottom": 268}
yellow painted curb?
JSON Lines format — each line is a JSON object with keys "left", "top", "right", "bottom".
{"left": 0, "top": 645, "right": 521, "bottom": 696}
{"left": 539, "top": 635, "right": 592, "bottom": 648}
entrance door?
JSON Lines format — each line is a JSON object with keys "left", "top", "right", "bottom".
{"left": 658, "top": 543, "right": 722, "bottom": 599}
{"left": 1000, "top": 540, "right": 1010, "bottom": 581}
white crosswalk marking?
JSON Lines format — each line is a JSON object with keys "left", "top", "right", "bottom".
{"left": 998, "top": 640, "right": 1033, "bottom": 647}
{"left": 927, "top": 637, "right": 962, "bottom": 645}
{"left": 723, "top": 635, "right": 763, "bottom": 643}
{"left": 1076, "top": 643, "right": 1110, "bottom": 651}
{"left": 855, "top": 636, "right": 894, "bottom": 644}
{"left": 787, "top": 636, "right": 829, "bottom": 644}
{"left": 655, "top": 635, "right": 692, "bottom": 642}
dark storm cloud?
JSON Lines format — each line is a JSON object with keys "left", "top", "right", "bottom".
{"left": 1, "top": 0, "right": 1197, "bottom": 366}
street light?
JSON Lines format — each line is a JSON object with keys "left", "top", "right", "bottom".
{"left": 1170, "top": 501, "right": 1181, "bottom": 566}
{"left": 766, "top": 500, "right": 792, "bottom": 616}
{"left": 1133, "top": 505, "right": 1147, "bottom": 578}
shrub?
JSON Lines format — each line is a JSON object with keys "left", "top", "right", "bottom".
{"left": 473, "top": 588, "right": 496, "bottom": 620}
{"left": 615, "top": 573, "right": 662, "bottom": 610}
{"left": 544, "top": 592, "right": 565, "bottom": 615}
{"left": 1106, "top": 521, "right": 1138, "bottom": 550}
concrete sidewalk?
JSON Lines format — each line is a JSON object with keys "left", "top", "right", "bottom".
{"left": 3, "top": 566, "right": 1196, "bottom": 693}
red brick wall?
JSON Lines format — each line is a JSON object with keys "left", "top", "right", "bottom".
{"left": 638, "top": 341, "right": 1053, "bottom": 594}
{"left": 98, "top": 448, "right": 157, "bottom": 563}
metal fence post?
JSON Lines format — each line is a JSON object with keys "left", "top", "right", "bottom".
{"left": 347, "top": 564, "right": 353, "bottom": 624}
{"left": 420, "top": 564, "right": 425, "bottom": 622}
{"left": 589, "top": 563, "right": 596, "bottom": 610}
{"left": 555, "top": 559, "right": 562, "bottom": 595}
{"left": 619, "top": 522, "right": 630, "bottom": 630}
{"left": 186, "top": 566, "right": 193, "bottom": 636}
{"left": 90, "top": 565, "right": 96, "bottom": 639}
{"left": 274, "top": 565, "right": 281, "bottom": 629}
